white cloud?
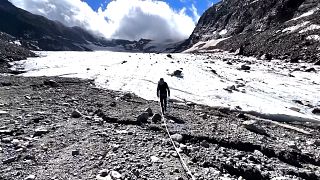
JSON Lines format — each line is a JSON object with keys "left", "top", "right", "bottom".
{"left": 190, "top": 4, "right": 200, "bottom": 22}
{"left": 9, "top": 0, "right": 197, "bottom": 42}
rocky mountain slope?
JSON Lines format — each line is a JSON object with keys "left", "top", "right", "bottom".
{"left": 0, "top": 0, "right": 175, "bottom": 52}
{"left": 177, "top": 0, "right": 320, "bottom": 64}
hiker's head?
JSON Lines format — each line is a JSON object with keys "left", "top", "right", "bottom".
{"left": 159, "top": 78, "right": 164, "bottom": 83}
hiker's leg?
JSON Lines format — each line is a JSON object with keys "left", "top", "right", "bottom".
{"left": 160, "top": 96, "right": 165, "bottom": 114}
{"left": 163, "top": 96, "right": 167, "bottom": 112}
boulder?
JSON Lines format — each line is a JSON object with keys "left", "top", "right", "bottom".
{"left": 240, "top": 65, "right": 251, "bottom": 70}
{"left": 144, "top": 107, "right": 153, "bottom": 117}
{"left": 152, "top": 113, "right": 162, "bottom": 123}
{"left": 173, "top": 70, "right": 183, "bottom": 77}
{"left": 137, "top": 112, "right": 149, "bottom": 123}
{"left": 71, "top": 110, "right": 82, "bottom": 118}
{"left": 242, "top": 120, "right": 268, "bottom": 136}
{"left": 171, "top": 134, "right": 183, "bottom": 143}
{"left": 305, "top": 68, "right": 316, "bottom": 72}
{"left": 312, "top": 108, "right": 320, "bottom": 114}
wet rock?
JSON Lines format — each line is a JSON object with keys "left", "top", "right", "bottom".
{"left": 71, "top": 110, "right": 82, "bottom": 118}
{"left": 144, "top": 107, "right": 153, "bottom": 117}
{"left": 171, "top": 134, "right": 183, "bottom": 143}
{"left": 242, "top": 120, "right": 268, "bottom": 136}
{"left": 25, "top": 175, "right": 36, "bottom": 180}
{"left": 152, "top": 113, "right": 162, "bottom": 123}
{"left": 34, "top": 127, "right": 49, "bottom": 136}
{"left": 137, "top": 112, "right": 149, "bottom": 123}
{"left": 43, "top": 79, "right": 59, "bottom": 87}
{"left": 240, "top": 65, "right": 251, "bottom": 71}
{"left": 312, "top": 108, "right": 320, "bottom": 114}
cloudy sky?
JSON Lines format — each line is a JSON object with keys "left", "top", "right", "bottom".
{"left": 9, "top": 0, "right": 220, "bottom": 42}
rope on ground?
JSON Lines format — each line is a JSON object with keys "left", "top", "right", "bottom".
{"left": 159, "top": 101, "right": 196, "bottom": 180}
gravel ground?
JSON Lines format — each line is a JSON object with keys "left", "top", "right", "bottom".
{"left": 0, "top": 75, "right": 319, "bottom": 180}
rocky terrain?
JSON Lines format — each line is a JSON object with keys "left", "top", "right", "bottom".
{"left": 0, "top": 32, "right": 36, "bottom": 74}
{"left": 0, "top": 74, "right": 319, "bottom": 180}
{"left": 177, "top": 0, "right": 320, "bottom": 64}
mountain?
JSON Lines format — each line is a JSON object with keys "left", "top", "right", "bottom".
{"left": 0, "top": 0, "right": 176, "bottom": 52}
{"left": 177, "top": 0, "right": 320, "bottom": 63}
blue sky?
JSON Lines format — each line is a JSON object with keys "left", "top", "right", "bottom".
{"left": 83, "top": 0, "right": 221, "bottom": 17}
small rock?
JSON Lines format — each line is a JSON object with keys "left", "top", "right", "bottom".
{"left": 242, "top": 120, "right": 268, "bottom": 136}
{"left": 261, "top": 53, "right": 272, "bottom": 60}
{"left": 99, "top": 169, "right": 109, "bottom": 177}
{"left": 167, "top": 54, "right": 173, "bottom": 58}
{"left": 237, "top": 113, "right": 248, "bottom": 120}
{"left": 150, "top": 156, "right": 160, "bottom": 162}
{"left": 0, "top": 129, "right": 13, "bottom": 135}
{"left": 72, "top": 150, "right": 80, "bottom": 156}
{"left": 3, "top": 156, "right": 17, "bottom": 164}
{"left": 240, "top": 65, "right": 251, "bottom": 71}
{"left": 71, "top": 110, "right": 82, "bottom": 118}
{"left": 2, "top": 137, "right": 11, "bottom": 143}
{"left": 144, "top": 107, "right": 153, "bottom": 117}
{"left": 173, "top": 70, "right": 183, "bottom": 77}
{"left": 137, "top": 112, "right": 149, "bottom": 123}
{"left": 152, "top": 113, "right": 162, "bottom": 123}
{"left": 171, "top": 134, "right": 183, "bottom": 143}
{"left": 314, "top": 139, "right": 320, "bottom": 146}
{"left": 315, "top": 60, "right": 320, "bottom": 65}
{"left": 44, "top": 79, "right": 59, "bottom": 87}
{"left": 25, "top": 175, "right": 36, "bottom": 180}
{"left": 110, "top": 171, "right": 122, "bottom": 179}
{"left": 200, "top": 140, "right": 210, "bottom": 148}
{"left": 312, "top": 108, "right": 320, "bottom": 114}
{"left": 110, "top": 102, "right": 116, "bottom": 107}
{"left": 34, "top": 128, "right": 49, "bottom": 136}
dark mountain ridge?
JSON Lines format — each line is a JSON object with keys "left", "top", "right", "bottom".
{"left": 0, "top": 0, "right": 175, "bottom": 53}
{"left": 177, "top": 0, "right": 320, "bottom": 63}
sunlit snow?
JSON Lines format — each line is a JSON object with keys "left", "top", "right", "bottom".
{"left": 11, "top": 51, "right": 320, "bottom": 123}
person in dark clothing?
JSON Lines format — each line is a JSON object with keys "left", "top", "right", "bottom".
{"left": 157, "top": 78, "right": 170, "bottom": 114}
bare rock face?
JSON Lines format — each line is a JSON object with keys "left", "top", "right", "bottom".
{"left": 176, "top": 0, "right": 320, "bottom": 63}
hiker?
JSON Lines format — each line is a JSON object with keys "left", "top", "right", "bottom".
{"left": 157, "top": 78, "right": 170, "bottom": 114}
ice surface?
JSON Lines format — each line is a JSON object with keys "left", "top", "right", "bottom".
{"left": 11, "top": 51, "right": 320, "bottom": 123}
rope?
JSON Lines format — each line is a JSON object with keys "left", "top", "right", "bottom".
{"left": 159, "top": 100, "right": 196, "bottom": 180}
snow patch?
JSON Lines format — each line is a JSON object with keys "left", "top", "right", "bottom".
{"left": 184, "top": 38, "right": 230, "bottom": 53}
{"left": 306, "top": 35, "right": 320, "bottom": 41}
{"left": 291, "top": 7, "right": 319, "bottom": 21}
{"left": 282, "top": 21, "right": 309, "bottom": 33}
{"left": 299, "top": 24, "right": 320, "bottom": 33}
